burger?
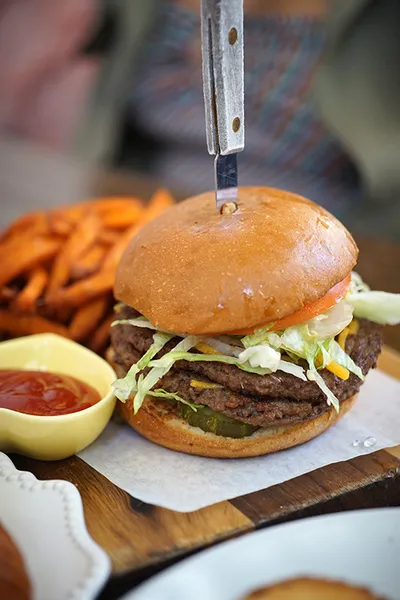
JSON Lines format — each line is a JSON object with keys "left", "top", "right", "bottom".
{"left": 109, "top": 187, "right": 400, "bottom": 458}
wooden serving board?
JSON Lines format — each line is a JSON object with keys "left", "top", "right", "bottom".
{"left": 10, "top": 346, "right": 400, "bottom": 598}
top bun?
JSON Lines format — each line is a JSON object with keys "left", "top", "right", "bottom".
{"left": 115, "top": 187, "right": 358, "bottom": 334}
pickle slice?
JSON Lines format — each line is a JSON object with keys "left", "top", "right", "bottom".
{"left": 179, "top": 404, "right": 259, "bottom": 438}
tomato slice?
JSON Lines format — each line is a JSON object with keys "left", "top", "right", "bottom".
{"left": 231, "top": 274, "right": 351, "bottom": 336}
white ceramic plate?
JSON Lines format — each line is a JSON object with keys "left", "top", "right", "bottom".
{"left": 0, "top": 452, "right": 111, "bottom": 600}
{"left": 125, "top": 507, "right": 400, "bottom": 600}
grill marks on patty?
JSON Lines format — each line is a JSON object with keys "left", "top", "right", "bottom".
{"left": 111, "top": 306, "right": 383, "bottom": 427}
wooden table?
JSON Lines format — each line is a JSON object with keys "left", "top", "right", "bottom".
{"left": 2, "top": 137, "right": 400, "bottom": 599}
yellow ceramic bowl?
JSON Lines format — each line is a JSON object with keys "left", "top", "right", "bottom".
{"left": 0, "top": 333, "right": 117, "bottom": 460}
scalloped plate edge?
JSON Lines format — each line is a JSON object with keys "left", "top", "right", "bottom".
{"left": 0, "top": 452, "right": 111, "bottom": 600}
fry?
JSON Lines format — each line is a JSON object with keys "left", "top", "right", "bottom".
{"left": 48, "top": 213, "right": 73, "bottom": 237}
{"left": 52, "top": 306, "right": 74, "bottom": 325}
{"left": 50, "top": 270, "right": 115, "bottom": 308}
{"left": 0, "top": 237, "right": 60, "bottom": 288}
{"left": 52, "top": 200, "right": 93, "bottom": 223}
{"left": 101, "top": 203, "right": 144, "bottom": 229}
{"left": 0, "top": 214, "right": 50, "bottom": 261}
{"left": 0, "top": 188, "right": 176, "bottom": 356}
{"left": 0, "top": 287, "right": 17, "bottom": 302}
{"left": 103, "top": 224, "right": 139, "bottom": 272}
{"left": 59, "top": 198, "right": 137, "bottom": 222}
{"left": 41, "top": 301, "right": 74, "bottom": 325}
{"left": 46, "top": 210, "right": 101, "bottom": 298}
{"left": 98, "top": 230, "right": 120, "bottom": 245}
{"left": 144, "top": 188, "right": 174, "bottom": 223}
{"left": 93, "top": 197, "right": 142, "bottom": 215}
{"left": 0, "top": 211, "right": 47, "bottom": 242}
{"left": 13, "top": 267, "right": 48, "bottom": 313}
{"left": 69, "top": 297, "right": 109, "bottom": 341}
{"left": 0, "top": 309, "right": 69, "bottom": 337}
{"left": 101, "top": 189, "right": 174, "bottom": 272}
{"left": 89, "top": 314, "right": 114, "bottom": 353}
{"left": 70, "top": 244, "right": 107, "bottom": 280}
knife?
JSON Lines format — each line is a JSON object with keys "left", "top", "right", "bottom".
{"left": 200, "top": 0, "right": 245, "bottom": 213}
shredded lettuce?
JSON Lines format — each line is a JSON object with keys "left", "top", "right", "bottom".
{"left": 148, "top": 350, "right": 307, "bottom": 380}
{"left": 204, "top": 337, "right": 242, "bottom": 357}
{"left": 149, "top": 351, "right": 247, "bottom": 370}
{"left": 346, "top": 272, "right": 400, "bottom": 325}
{"left": 237, "top": 345, "right": 307, "bottom": 379}
{"left": 307, "top": 369, "right": 340, "bottom": 411}
{"left": 238, "top": 345, "right": 281, "bottom": 370}
{"left": 112, "top": 331, "right": 173, "bottom": 401}
{"left": 133, "top": 335, "right": 199, "bottom": 412}
{"left": 347, "top": 291, "right": 400, "bottom": 325}
{"left": 280, "top": 325, "right": 319, "bottom": 368}
{"left": 112, "top": 332, "right": 200, "bottom": 413}
{"left": 239, "top": 324, "right": 364, "bottom": 409}
{"left": 282, "top": 350, "right": 301, "bottom": 364}
{"left": 277, "top": 360, "right": 307, "bottom": 380}
{"left": 307, "top": 300, "right": 353, "bottom": 339}
{"left": 242, "top": 324, "right": 274, "bottom": 348}
{"left": 350, "top": 271, "right": 370, "bottom": 293}
{"left": 277, "top": 326, "right": 342, "bottom": 408}
{"left": 112, "top": 317, "right": 159, "bottom": 331}
{"left": 241, "top": 299, "right": 353, "bottom": 347}
{"left": 147, "top": 388, "right": 200, "bottom": 411}
{"left": 263, "top": 332, "right": 283, "bottom": 349}
{"left": 241, "top": 360, "right": 306, "bottom": 379}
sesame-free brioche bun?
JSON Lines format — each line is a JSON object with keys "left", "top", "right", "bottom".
{"left": 115, "top": 187, "right": 358, "bottom": 335}
{"left": 114, "top": 374, "right": 357, "bottom": 459}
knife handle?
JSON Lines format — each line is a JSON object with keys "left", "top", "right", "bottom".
{"left": 201, "top": 0, "right": 244, "bottom": 156}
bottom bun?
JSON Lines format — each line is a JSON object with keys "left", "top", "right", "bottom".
{"left": 117, "top": 393, "right": 357, "bottom": 459}
{"left": 244, "top": 577, "right": 382, "bottom": 599}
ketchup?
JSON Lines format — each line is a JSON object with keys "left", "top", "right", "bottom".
{"left": 0, "top": 369, "right": 101, "bottom": 416}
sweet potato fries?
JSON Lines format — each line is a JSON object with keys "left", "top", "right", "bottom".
{"left": 0, "top": 189, "right": 174, "bottom": 355}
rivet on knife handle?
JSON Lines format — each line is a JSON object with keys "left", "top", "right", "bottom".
{"left": 201, "top": 0, "right": 244, "bottom": 156}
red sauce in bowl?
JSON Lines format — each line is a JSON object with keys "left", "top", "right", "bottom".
{"left": 0, "top": 369, "right": 101, "bottom": 416}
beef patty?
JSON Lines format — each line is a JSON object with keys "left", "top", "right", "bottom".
{"left": 111, "top": 306, "right": 383, "bottom": 427}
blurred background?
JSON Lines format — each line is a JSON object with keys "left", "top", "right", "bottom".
{"left": 1, "top": 0, "right": 400, "bottom": 240}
